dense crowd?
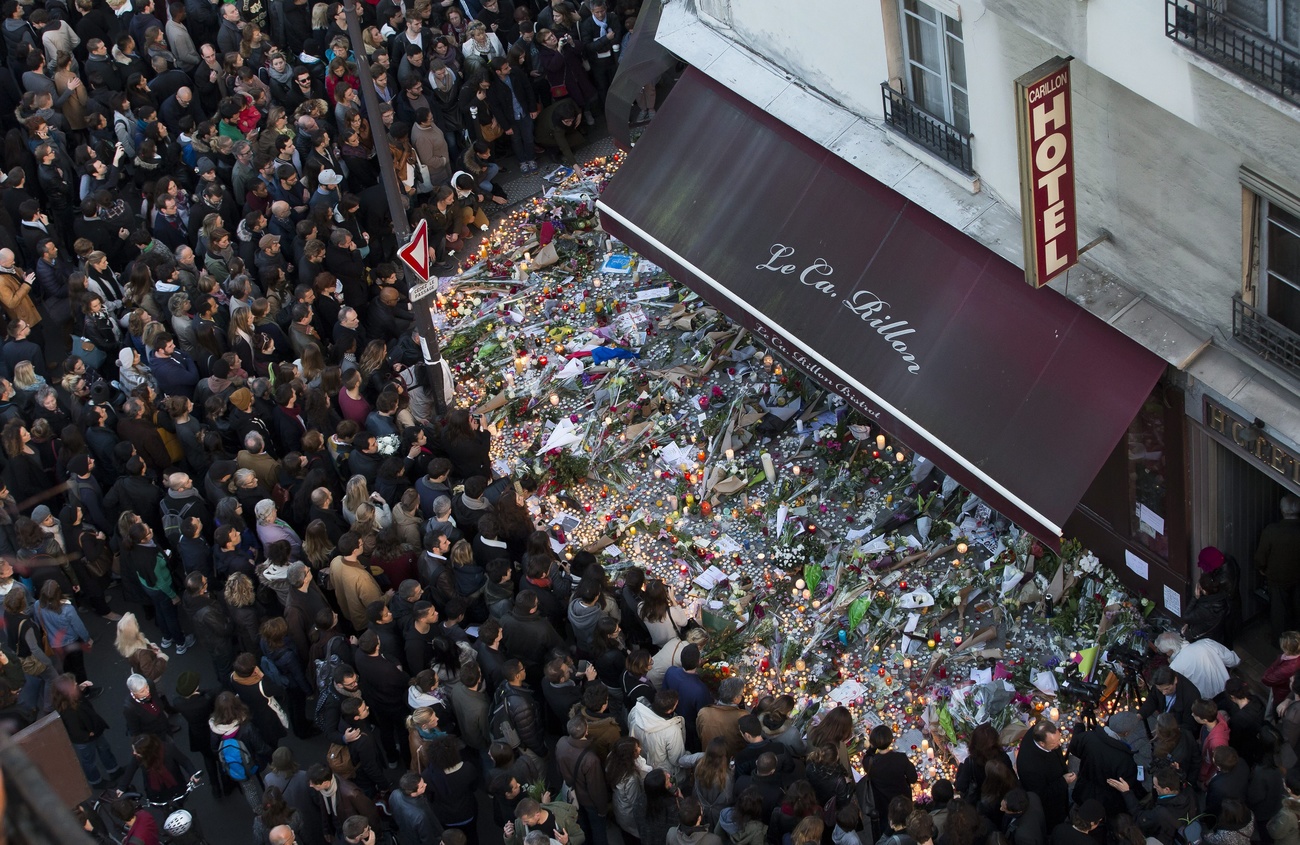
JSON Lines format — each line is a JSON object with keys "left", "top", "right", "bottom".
{"left": 0, "top": 2, "right": 1299, "bottom": 845}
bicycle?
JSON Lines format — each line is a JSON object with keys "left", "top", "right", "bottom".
{"left": 86, "top": 773, "right": 208, "bottom": 845}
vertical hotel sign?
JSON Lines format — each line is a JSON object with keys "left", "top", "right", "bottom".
{"left": 1015, "top": 56, "right": 1078, "bottom": 288}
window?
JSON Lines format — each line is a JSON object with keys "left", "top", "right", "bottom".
{"left": 1227, "top": 0, "right": 1300, "bottom": 47}
{"left": 899, "top": 0, "right": 969, "bottom": 134}
{"left": 1255, "top": 195, "right": 1300, "bottom": 332}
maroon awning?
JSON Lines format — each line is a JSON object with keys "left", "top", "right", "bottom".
{"left": 598, "top": 69, "right": 1167, "bottom": 546}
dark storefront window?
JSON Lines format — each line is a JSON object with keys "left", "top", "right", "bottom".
{"left": 1128, "top": 397, "right": 1171, "bottom": 559}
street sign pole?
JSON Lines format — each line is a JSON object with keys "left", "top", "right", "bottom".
{"left": 342, "top": 0, "right": 449, "bottom": 410}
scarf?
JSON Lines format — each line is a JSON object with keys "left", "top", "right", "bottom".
{"left": 207, "top": 375, "right": 232, "bottom": 394}
{"left": 433, "top": 67, "right": 457, "bottom": 95}
{"left": 145, "top": 758, "right": 178, "bottom": 792}
{"left": 267, "top": 63, "right": 294, "bottom": 85}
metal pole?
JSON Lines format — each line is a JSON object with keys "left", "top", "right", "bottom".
{"left": 342, "top": 1, "right": 449, "bottom": 409}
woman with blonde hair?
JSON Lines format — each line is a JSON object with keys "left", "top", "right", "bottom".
{"left": 406, "top": 706, "right": 443, "bottom": 772}
{"left": 693, "top": 737, "right": 734, "bottom": 827}
{"left": 224, "top": 572, "right": 263, "bottom": 654}
{"left": 114, "top": 612, "right": 169, "bottom": 678}
{"left": 351, "top": 500, "right": 388, "bottom": 542}
{"left": 342, "top": 475, "right": 388, "bottom": 525}
{"left": 11, "top": 361, "right": 45, "bottom": 394}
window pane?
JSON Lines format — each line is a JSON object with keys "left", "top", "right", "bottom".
{"left": 1285, "top": 0, "right": 1300, "bottom": 46}
{"left": 1269, "top": 214, "right": 1300, "bottom": 287}
{"left": 905, "top": 14, "right": 942, "bottom": 75}
{"left": 909, "top": 65, "right": 946, "bottom": 117}
{"left": 945, "top": 15, "right": 962, "bottom": 38}
{"left": 1228, "top": 0, "right": 1270, "bottom": 31}
{"left": 946, "top": 32, "right": 967, "bottom": 90}
{"left": 950, "top": 88, "right": 970, "bottom": 134}
{"left": 1266, "top": 272, "right": 1300, "bottom": 332}
{"left": 903, "top": 0, "right": 938, "bottom": 24}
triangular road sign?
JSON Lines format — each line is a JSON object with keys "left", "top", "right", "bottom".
{"left": 398, "top": 218, "right": 431, "bottom": 282}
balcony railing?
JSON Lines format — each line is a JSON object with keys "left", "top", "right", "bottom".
{"left": 879, "top": 83, "right": 974, "bottom": 176}
{"left": 1234, "top": 294, "right": 1300, "bottom": 376}
{"left": 1166, "top": 0, "right": 1300, "bottom": 108}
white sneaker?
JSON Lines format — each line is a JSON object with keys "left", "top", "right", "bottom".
{"left": 160, "top": 638, "right": 174, "bottom": 649}
{"left": 175, "top": 635, "right": 195, "bottom": 655}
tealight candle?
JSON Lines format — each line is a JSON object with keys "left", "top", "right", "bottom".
{"left": 896, "top": 452, "right": 906, "bottom": 462}
{"left": 791, "top": 466, "right": 800, "bottom": 477}
{"left": 957, "top": 542, "right": 969, "bottom": 554}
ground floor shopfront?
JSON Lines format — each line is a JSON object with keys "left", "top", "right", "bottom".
{"left": 596, "top": 68, "right": 1217, "bottom": 612}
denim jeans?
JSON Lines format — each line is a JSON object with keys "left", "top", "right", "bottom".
{"left": 508, "top": 117, "right": 535, "bottom": 166}
{"left": 478, "top": 161, "right": 500, "bottom": 194}
{"left": 146, "top": 589, "right": 184, "bottom": 643}
{"left": 74, "top": 735, "right": 119, "bottom": 783}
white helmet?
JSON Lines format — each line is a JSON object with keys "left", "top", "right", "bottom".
{"left": 163, "top": 809, "right": 193, "bottom": 837}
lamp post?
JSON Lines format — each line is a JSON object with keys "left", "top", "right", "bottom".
{"left": 341, "top": 0, "right": 451, "bottom": 412}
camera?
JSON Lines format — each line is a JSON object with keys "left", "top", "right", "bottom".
{"left": 1059, "top": 676, "right": 1103, "bottom": 706}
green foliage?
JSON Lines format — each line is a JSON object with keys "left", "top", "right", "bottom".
{"left": 848, "top": 596, "right": 871, "bottom": 633}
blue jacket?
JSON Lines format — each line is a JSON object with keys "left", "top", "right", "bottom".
{"left": 149, "top": 350, "right": 200, "bottom": 397}
{"left": 36, "top": 600, "right": 90, "bottom": 648}
{"left": 664, "top": 666, "right": 713, "bottom": 745}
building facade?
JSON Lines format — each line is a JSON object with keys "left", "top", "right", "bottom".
{"left": 624, "top": 0, "right": 1300, "bottom": 616}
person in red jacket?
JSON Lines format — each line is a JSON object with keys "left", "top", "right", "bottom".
{"left": 1262, "top": 631, "right": 1300, "bottom": 711}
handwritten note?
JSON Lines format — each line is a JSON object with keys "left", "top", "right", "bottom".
{"left": 1163, "top": 584, "right": 1182, "bottom": 616}
{"left": 1124, "top": 550, "right": 1149, "bottom": 580}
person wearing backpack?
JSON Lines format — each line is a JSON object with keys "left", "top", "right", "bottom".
{"left": 159, "top": 471, "right": 212, "bottom": 550}
{"left": 492, "top": 658, "right": 548, "bottom": 760}
{"left": 209, "top": 689, "right": 273, "bottom": 811}
{"left": 260, "top": 616, "right": 318, "bottom": 739}
{"left": 181, "top": 571, "right": 237, "bottom": 681}
{"left": 316, "top": 662, "right": 364, "bottom": 743}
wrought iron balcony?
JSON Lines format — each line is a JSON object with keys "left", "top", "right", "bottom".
{"left": 1234, "top": 294, "right": 1300, "bottom": 377}
{"left": 879, "top": 82, "right": 974, "bottom": 176}
{"left": 1166, "top": 0, "right": 1300, "bottom": 108}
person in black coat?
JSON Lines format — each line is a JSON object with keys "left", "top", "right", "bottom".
{"left": 353, "top": 630, "right": 411, "bottom": 767}
{"left": 484, "top": 57, "right": 539, "bottom": 173}
{"left": 171, "top": 672, "right": 229, "bottom": 797}
{"left": 228, "top": 652, "right": 289, "bottom": 747}
{"left": 440, "top": 409, "right": 491, "bottom": 482}
{"left": 498, "top": 658, "right": 547, "bottom": 758}
{"left": 1048, "top": 801, "right": 1104, "bottom": 845}
{"left": 1203, "top": 746, "right": 1249, "bottom": 822}
{"left": 1140, "top": 666, "right": 1201, "bottom": 734}
{"left": 1067, "top": 712, "right": 1143, "bottom": 820}
{"left": 1016, "top": 720, "right": 1073, "bottom": 831}
{"left": 1001, "top": 788, "right": 1047, "bottom": 845}
{"left": 859, "top": 725, "right": 918, "bottom": 823}
{"left": 123, "top": 675, "right": 173, "bottom": 738}
{"left": 340, "top": 696, "right": 392, "bottom": 796}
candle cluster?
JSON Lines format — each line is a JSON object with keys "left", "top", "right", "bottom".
{"left": 422, "top": 156, "right": 1153, "bottom": 785}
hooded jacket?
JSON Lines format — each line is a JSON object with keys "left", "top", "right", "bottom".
{"left": 627, "top": 700, "right": 686, "bottom": 778}
{"left": 568, "top": 596, "right": 606, "bottom": 653}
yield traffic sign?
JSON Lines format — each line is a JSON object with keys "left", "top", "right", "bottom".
{"left": 398, "top": 218, "right": 431, "bottom": 282}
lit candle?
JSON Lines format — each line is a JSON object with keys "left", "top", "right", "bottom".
{"left": 957, "top": 542, "right": 969, "bottom": 554}
{"left": 1049, "top": 707, "right": 1060, "bottom": 721}
{"left": 761, "top": 452, "right": 776, "bottom": 484}
{"left": 795, "top": 579, "right": 806, "bottom": 590}
{"left": 896, "top": 451, "right": 906, "bottom": 462}
{"left": 504, "top": 371, "right": 515, "bottom": 387}
{"left": 791, "top": 466, "right": 800, "bottom": 477}
{"left": 724, "top": 449, "right": 734, "bottom": 461}
{"left": 549, "top": 394, "right": 559, "bottom": 406}
{"left": 876, "top": 434, "right": 887, "bottom": 449}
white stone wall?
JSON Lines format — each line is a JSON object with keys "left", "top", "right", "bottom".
{"left": 665, "top": 0, "right": 1300, "bottom": 340}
